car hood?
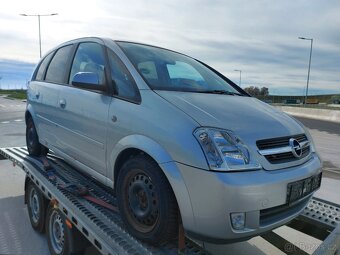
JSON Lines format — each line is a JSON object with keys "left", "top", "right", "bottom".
{"left": 156, "top": 91, "right": 307, "bottom": 170}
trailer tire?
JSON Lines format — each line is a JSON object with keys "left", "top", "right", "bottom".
{"left": 26, "top": 118, "right": 48, "bottom": 156}
{"left": 26, "top": 181, "right": 47, "bottom": 233}
{"left": 117, "top": 155, "right": 179, "bottom": 245}
{"left": 46, "top": 204, "right": 88, "bottom": 255}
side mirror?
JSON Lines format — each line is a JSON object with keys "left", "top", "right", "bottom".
{"left": 71, "top": 72, "right": 106, "bottom": 91}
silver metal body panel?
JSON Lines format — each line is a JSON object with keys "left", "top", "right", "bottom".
{"left": 56, "top": 86, "right": 111, "bottom": 179}
{"left": 165, "top": 154, "right": 322, "bottom": 241}
{"left": 27, "top": 81, "right": 61, "bottom": 145}
{"left": 155, "top": 90, "right": 312, "bottom": 171}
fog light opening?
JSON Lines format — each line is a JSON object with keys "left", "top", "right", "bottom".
{"left": 231, "top": 212, "right": 245, "bottom": 230}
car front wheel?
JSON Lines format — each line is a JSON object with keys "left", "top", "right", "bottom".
{"left": 117, "top": 155, "right": 179, "bottom": 245}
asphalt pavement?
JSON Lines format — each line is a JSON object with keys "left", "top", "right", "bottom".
{"left": 295, "top": 116, "right": 340, "bottom": 180}
{"left": 0, "top": 96, "right": 26, "bottom": 147}
{"left": 295, "top": 117, "right": 340, "bottom": 136}
{"left": 0, "top": 160, "right": 49, "bottom": 255}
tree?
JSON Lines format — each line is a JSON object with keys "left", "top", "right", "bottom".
{"left": 260, "top": 87, "right": 269, "bottom": 96}
{"left": 244, "top": 86, "right": 269, "bottom": 96}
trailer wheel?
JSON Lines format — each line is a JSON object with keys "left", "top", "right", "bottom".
{"left": 26, "top": 118, "right": 48, "bottom": 156}
{"left": 46, "top": 204, "right": 89, "bottom": 255}
{"left": 117, "top": 155, "right": 179, "bottom": 245}
{"left": 26, "top": 181, "right": 47, "bottom": 233}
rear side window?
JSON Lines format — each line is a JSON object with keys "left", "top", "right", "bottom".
{"left": 69, "top": 42, "right": 106, "bottom": 85}
{"left": 45, "top": 45, "right": 73, "bottom": 84}
{"left": 35, "top": 52, "right": 54, "bottom": 81}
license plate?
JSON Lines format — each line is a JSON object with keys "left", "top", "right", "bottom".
{"left": 286, "top": 173, "right": 322, "bottom": 204}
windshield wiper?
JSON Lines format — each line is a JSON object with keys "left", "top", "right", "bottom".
{"left": 195, "top": 90, "right": 244, "bottom": 96}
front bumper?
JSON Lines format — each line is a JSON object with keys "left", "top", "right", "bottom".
{"left": 160, "top": 153, "right": 322, "bottom": 244}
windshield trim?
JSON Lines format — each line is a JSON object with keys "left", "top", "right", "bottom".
{"left": 116, "top": 41, "right": 250, "bottom": 97}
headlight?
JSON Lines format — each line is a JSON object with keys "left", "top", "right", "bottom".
{"left": 194, "top": 128, "right": 261, "bottom": 171}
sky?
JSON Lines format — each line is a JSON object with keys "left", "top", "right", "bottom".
{"left": 0, "top": 0, "right": 339, "bottom": 95}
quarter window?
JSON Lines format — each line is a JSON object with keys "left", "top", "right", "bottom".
{"left": 108, "top": 50, "right": 138, "bottom": 101}
{"left": 35, "top": 52, "right": 54, "bottom": 81}
{"left": 45, "top": 45, "right": 73, "bottom": 84}
{"left": 69, "top": 43, "right": 106, "bottom": 85}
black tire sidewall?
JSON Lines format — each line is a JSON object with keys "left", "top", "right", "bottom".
{"left": 117, "top": 155, "right": 178, "bottom": 245}
{"left": 26, "top": 118, "right": 42, "bottom": 156}
{"left": 26, "top": 181, "right": 46, "bottom": 233}
{"left": 46, "top": 205, "right": 73, "bottom": 255}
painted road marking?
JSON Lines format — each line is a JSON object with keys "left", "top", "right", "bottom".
{"left": 0, "top": 119, "right": 24, "bottom": 124}
{"left": 2, "top": 105, "right": 25, "bottom": 108}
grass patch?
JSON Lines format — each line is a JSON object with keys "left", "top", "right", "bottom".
{"left": 0, "top": 89, "right": 27, "bottom": 100}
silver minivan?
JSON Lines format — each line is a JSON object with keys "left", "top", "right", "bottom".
{"left": 26, "top": 37, "right": 322, "bottom": 245}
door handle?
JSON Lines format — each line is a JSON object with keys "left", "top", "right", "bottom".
{"left": 35, "top": 92, "right": 40, "bottom": 99}
{"left": 59, "top": 99, "right": 66, "bottom": 108}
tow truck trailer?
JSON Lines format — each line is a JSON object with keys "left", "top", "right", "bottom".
{"left": 0, "top": 147, "right": 339, "bottom": 255}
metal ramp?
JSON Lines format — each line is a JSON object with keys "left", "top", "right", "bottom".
{"left": 0, "top": 147, "right": 205, "bottom": 255}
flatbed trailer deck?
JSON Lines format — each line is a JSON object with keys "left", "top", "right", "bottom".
{"left": 0, "top": 147, "right": 339, "bottom": 255}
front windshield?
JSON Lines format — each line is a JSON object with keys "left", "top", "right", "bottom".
{"left": 117, "top": 41, "right": 242, "bottom": 94}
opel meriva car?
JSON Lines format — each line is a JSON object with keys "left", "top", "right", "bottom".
{"left": 26, "top": 37, "right": 322, "bottom": 245}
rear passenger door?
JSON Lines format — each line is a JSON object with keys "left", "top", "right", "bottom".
{"left": 30, "top": 45, "right": 74, "bottom": 147}
{"left": 57, "top": 42, "right": 111, "bottom": 181}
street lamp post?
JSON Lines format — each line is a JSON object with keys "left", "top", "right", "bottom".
{"left": 234, "top": 69, "right": 242, "bottom": 87}
{"left": 20, "top": 13, "right": 58, "bottom": 58}
{"left": 298, "top": 37, "right": 313, "bottom": 105}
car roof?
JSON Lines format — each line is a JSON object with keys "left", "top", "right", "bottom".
{"left": 42, "top": 37, "right": 188, "bottom": 60}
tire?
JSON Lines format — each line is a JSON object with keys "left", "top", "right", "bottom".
{"left": 26, "top": 181, "right": 47, "bottom": 233}
{"left": 26, "top": 117, "right": 48, "bottom": 156}
{"left": 46, "top": 204, "right": 89, "bottom": 255}
{"left": 116, "top": 155, "right": 179, "bottom": 245}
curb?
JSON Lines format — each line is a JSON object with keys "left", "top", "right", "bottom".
{"left": 275, "top": 106, "right": 340, "bottom": 123}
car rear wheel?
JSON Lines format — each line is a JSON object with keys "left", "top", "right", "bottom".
{"left": 117, "top": 155, "right": 179, "bottom": 245}
{"left": 26, "top": 117, "right": 48, "bottom": 156}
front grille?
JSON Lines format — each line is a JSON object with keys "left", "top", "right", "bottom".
{"left": 257, "top": 134, "right": 307, "bottom": 150}
{"left": 257, "top": 134, "right": 310, "bottom": 164}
